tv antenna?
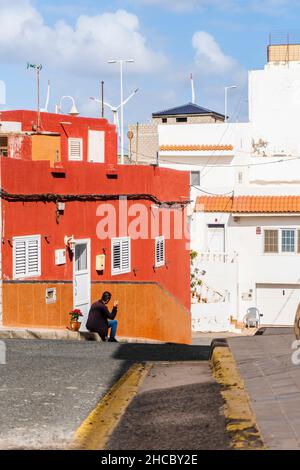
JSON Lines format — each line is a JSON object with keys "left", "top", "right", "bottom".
{"left": 27, "top": 63, "right": 42, "bottom": 130}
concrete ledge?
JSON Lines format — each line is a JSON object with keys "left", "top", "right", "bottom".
{"left": 72, "top": 362, "right": 152, "bottom": 450}
{"left": 0, "top": 327, "right": 164, "bottom": 344}
{"left": 211, "top": 344, "right": 265, "bottom": 450}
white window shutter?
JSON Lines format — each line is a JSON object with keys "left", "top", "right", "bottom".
{"left": 13, "top": 235, "right": 41, "bottom": 279}
{"left": 111, "top": 237, "right": 131, "bottom": 275}
{"left": 155, "top": 236, "right": 165, "bottom": 267}
{"left": 121, "top": 238, "right": 130, "bottom": 271}
{"left": 14, "top": 239, "right": 26, "bottom": 277}
{"left": 68, "top": 138, "right": 83, "bottom": 160}
{"left": 112, "top": 241, "right": 121, "bottom": 272}
{"left": 27, "top": 238, "right": 40, "bottom": 274}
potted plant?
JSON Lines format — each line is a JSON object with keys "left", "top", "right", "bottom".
{"left": 69, "top": 308, "right": 83, "bottom": 331}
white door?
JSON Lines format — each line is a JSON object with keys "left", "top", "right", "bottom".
{"left": 207, "top": 225, "right": 225, "bottom": 252}
{"left": 88, "top": 130, "right": 105, "bottom": 163}
{"left": 73, "top": 239, "right": 91, "bottom": 331}
{"left": 256, "top": 284, "right": 300, "bottom": 325}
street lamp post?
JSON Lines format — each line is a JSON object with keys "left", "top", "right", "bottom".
{"left": 108, "top": 59, "right": 134, "bottom": 165}
{"left": 56, "top": 96, "right": 79, "bottom": 116}
{"left": 224, "top": 85, "right": 237, "bottom": 123}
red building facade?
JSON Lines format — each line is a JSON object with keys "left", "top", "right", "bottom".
{"left": 0, "top": 110, "right": 191, "bottom": 344}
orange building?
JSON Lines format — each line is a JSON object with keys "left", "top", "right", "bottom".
{"left": 0, "top": 110, "right": 191, "bottom": 344}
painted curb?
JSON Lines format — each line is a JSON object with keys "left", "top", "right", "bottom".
{"left": 211, "top": 345, "right": 265, "bottom": 450}
{"left": 0, "top": 328, "right": 165, "bottom": 344}
{"left": 72, "top": 362, "right": 152, "bottom": 450}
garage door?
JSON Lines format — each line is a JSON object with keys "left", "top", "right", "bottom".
{"left": 256, "top": 284, "right": 300, "bottom": 325}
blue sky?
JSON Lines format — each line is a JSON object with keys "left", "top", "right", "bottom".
{"left": 0, "top": 0, "right": 300, "bottom": 126}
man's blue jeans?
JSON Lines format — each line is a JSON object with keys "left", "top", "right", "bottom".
{"left": 108, "top": 320, "right": 118, "bottom": 338}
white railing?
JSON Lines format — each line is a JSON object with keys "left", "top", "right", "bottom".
{"left": 196, "top": 252, "right": 238, "bottom": 264}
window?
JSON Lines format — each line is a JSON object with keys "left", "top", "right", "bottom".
{"left": 13, "top": 235, "right": 41, "bottom": 279}
{"left": 75, "top": 243, "right": 87, "bottom": 272}
{"left": 191, "top": 171, "right": 200, "bottom": 186}
{"left": 155, "top": 236, "right": 165, "bottom": 267}
{"left": 264, "top": 230, "right": 279, "bottom": 253}
{"left": 162, "top": 118, "right": 167, "bottom": 123}
{"left": 68, "top": 138, "right": 83, "bottom": 160}
{"left": 264, "top": 228, "right": 300, "bottom": 254}
{"left": 176, "top": 117, "right": 187, "bottom": 123}
{"left": 281, "top": 229, "right": 295, "bottom": 253}
{"left": 111, "top": 237, "right": 131, "bottom": 275}
{"left": 0, "top": 136, "right": 8, "bottom": 156}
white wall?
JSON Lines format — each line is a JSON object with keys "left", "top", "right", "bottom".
{"left": 158, "top": 62, "right": 300, "bottom": 192}
{"left": 193, "top": 212, "right": 300, "bottom": 325}
{"left": 192, "top": 302, "right": 232, "bottom": 332}
{"left": 249, "top": 64, "right": 300, "bottom": 157}
{"left": 0, "top": 121, "right": 21, "bottom": 132}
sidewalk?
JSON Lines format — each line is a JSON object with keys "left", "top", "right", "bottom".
{"left": 105, "top": 361, "right": 231, "bottom": 450}
{"left": 226, "top": 330, "right": 300, "bottom": 450}
{"left": 0, "top": 327, "right": 163, "bottom": 344}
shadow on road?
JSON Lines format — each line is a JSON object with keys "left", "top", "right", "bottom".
{"left": 112, "top": 342, "right": 211, "bottom": 362}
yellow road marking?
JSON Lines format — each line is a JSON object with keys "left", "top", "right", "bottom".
{"left": 72, "top": 362, "right": 152, "bottom": 450}
{"left": 211, "top": 346, "right": 265, "bottom": 450}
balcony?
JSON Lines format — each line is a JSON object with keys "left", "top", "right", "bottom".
{"left": 196, "top": 252, "right": 238, "bottom": 264}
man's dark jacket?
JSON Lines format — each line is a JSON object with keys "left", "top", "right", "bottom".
{"left": 86, "top": 300, "right": 117, "bottom": 340}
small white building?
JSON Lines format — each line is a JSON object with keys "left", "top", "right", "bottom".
{"left": 128, "top": 42, "right": 300, "bottom": 329}
{"left": 193, "top": 195, "right": 300, "bottom": 328}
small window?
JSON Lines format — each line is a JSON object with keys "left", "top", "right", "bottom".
{"left": 68, "top": 138, "right": 83, "bottom": 161}
{"left": 13, "top": 235, "right": 41, "bottom": 279}
{"left": 155, "top": 236, "right": 165, "bottom": 267}
{"left": 191, "top": 171, "right": 200, "bottom": 186}
{"left": 264, "top": 230, "right": 278, "bottom": 253}
{"left": 0, "top": 135, "right": 8, "bottom": 156}
{"left": 176, "top": 117, "right": 187, "bottom": 123}
{"left": 111, "top": 237, "right": 131, "bottom": 275}
{"left": 281, "top": 229, "right": 295, "bottom": 253}
{"left": 297, "top": 230, "right": 300, "bottom": 253}
{"left": 162, "top": 118, "right": 167, "bottom": 123}
{"left": 238, "top": 171, "right": 243, "bottom": 184}
{"left": 75, "top": 243, "right": 87, "bottom": 272}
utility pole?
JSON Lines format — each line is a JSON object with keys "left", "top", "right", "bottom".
{"left": 101, "top": 81, "right": 104, "bottom": 118}
{"left": 108, "top": 59, "right": 134, "bottom": 164}
{"left": 224, "top": 85, "right": 237, "bottom": 123}
{"left": 27, "top": 63, "right": 42, "bottom": 131}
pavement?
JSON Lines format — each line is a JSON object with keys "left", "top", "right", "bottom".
{"left": 227, "top": 328, "right": 300, "bottom": 450}
{"left": 0, "top": 339, "right": 211, "bottom": 450}
{"left": 1, "top": 327, "right": 298, "bottom": 450}
{"left": 106, "top": 362, "right": 231, "bottom": 450}
{"left": 0, "top": 326, "right": 163, "bottom": 343}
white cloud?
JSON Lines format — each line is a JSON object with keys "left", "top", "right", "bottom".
{"left": 0, "top": 0, "right": 167, "bottom": 75}
{"left": 192, "top": 31, "right": 238, "bottom": 74}
{"left": 192, "top": 31, "right": 247, "bottom": 120}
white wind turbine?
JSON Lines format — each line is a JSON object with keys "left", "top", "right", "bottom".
{"left": 90, "top": 88, "right": 139, "bottom": 136}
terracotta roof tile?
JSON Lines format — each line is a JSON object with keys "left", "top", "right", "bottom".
{"left": 160, "top": 144, "right": 233, "bottom": 152}
{"left": 194, "top": 195, "right": 300, "bottom": 213}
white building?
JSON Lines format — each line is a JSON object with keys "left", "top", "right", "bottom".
{"left": 128, "top": 42, "right": 300, "bottom": 329}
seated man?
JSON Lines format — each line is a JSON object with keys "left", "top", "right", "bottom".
{"left": 86, "top": 291, "right": 119, "bottom": 342}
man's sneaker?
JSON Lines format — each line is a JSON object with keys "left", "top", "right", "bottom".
{"left": 108, "top": 337, "right": 118, "bottom": 343}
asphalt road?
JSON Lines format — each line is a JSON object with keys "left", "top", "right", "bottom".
{"left": 0, "top": 339, "right": 210, "bottom": 450}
